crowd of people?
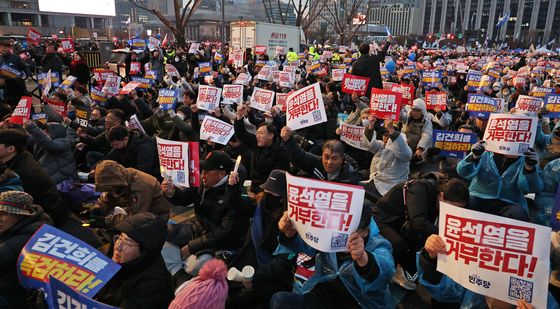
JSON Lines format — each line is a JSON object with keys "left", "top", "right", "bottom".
{"left": 0, "top": 34, "right": 559, "bottom": 309}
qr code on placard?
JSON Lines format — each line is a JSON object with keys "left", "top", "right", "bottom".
{"left": 518, "top": 143, "right": 530, "bottom": 154}
{"left": 177, "top": 171, "right": 185, "bottom": 183}
{"left": 330, "top": 232, "right": 348, "bottom": 249}
{"left": 312, "top": 110, "right": 322, "bottom": 122}
{"left": 508, "top": 277, "right": 533, "bottom": 303}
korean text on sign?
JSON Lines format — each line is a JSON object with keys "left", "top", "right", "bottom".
{"left": 340, "top": 123, "right": 367, "bottom": 150}
{"left": 221, "top": 84, "right": 243, "bottom": 105}
{"left": 48, "top": 276, "right": 118, "bottom": 309}
{"left": 437, "top": 203, "right": 551, "bottom": 309}
{"left": 286, "top": 173, "right": 365, "bottom": 252}
{"left": 196, "top": 85, "right": 222, "bottom": 111}
{"left": 483, "top": 113, "right": 537, "bottom": 156}
{"left": 514, "top": 95, "right": 543, "bottom": 117}
{"left": 432, "top": 130, "right": 477, "bottom": 159}
{"left": 156, "top": 137, "right": 190, "bottom": 187}
{"left": 545, "top": 94, "right": 560, "bottom": 118}
{"left": 17, "top": 224, "right": 120, "bottom": 298}
{"left": 286, "top": 83, "right": 327, "bottom": 131}
{"left": 426, "top": 92, "right": 447, "bottom": 110}
{"left": 466, "top": 94, "right": 497, "bottom": 119}
{"left": 341, "top": 74, "right": 370, "bottom": 96}
{"left": 250, "top": 88, "right": 275, "bottom": 112}
{"left": 200, "top": 116, "right": 235, "bottom": 145}
{"left": 370, "top": 88, "right": 402, "bottom": 120}
{"left": 157, "top": 89, "right": 178, "bottom": 111}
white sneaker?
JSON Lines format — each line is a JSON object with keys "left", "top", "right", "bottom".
{"left": 391, "top": 265, "right": 417, "bottom": 291}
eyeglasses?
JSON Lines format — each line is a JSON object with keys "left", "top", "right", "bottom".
{"left": 113, "top": 235, "right": 139, "bottom": 251}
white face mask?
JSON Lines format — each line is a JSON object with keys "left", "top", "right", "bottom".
{"left": 265, "top": 117, "right": 273, "bottom": 124}
{"left": 174, "top": 57, "right": 179, "bottom": 62}
{"left": 361, "top": 119, "right": 370, "bottom": 127}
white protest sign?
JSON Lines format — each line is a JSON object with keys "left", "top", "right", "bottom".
{"left": 120, "top": 81, "right": 142, "bottom": 94}
{"left": 286, "top": 83, "right": 327, "bottom": 131}
{"left": 126, "top": 114, "right": 146, "bottom": 135}
{"left": 199, "top": 116, "right": 235, "bottom": 145}
{"left": 221, "top": 84, "right": 243, "bottom": 105}
{"left": 514, "top": 95, "right": 543, "bottom": 117}
{"left": 234, "top": 73, "right": 251, "bottom": 85}
{"left": 165, "top": 64, "right": 181, "bottom": 78}
{"left": 257, "top": 66, "right": 272, "bottom": 81}
{"left": 340, "top": 123, "right": 368, "bottom": 150}
{"left": 332, "top": 69, "right": 345, "bottom": 82}
{"left": 59, "top": 75, "right": 77, "bottom": 90}
{"left": 101, "top": 76, "right": 121, "bottom": 96}
{"left": 156, "top": 137, "right": 190, "bottom": 188}
{"left": 188, "top": 42, "right": 200, "bottom": 54}
{"left": 249, "top": 88, "right": 275, "bottom": 112}
{"left": 278, "top": 71, "right": 294, "bottom": 88}
{"left": 437, "top": 202, "right": 550, "bottom": 309}
{"left": 148, "top": 37, "right": 160, "bottom": 50}
{"left": 286, "top": 173, "right": 365, "bottom": 252}
{"left": 232, "top": 50, "right": 244, "bottom": 67}
{"left": 196, "top": 85, "right": 222, "bottom": 111}
{"left": 483, "top": 113, "right": 537, "bottom": 156}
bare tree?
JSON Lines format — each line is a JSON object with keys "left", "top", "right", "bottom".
{"left": 292, "top": 0, "right": 327, "bottom": 37}
{"left": 321, "top": 0, "right": 371, "bottom": 45}
{"left": 129, "top": 0, "right": 203, "bottom": 48}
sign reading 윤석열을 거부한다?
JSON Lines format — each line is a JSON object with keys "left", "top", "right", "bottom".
{"left": 199, "top": 116, "right": 235, "bottom": 145}
{"left": 437, "top": 202, "right": 551, "bottom": 309}
{"left": 286, "top": 83, "right": 327, "bottom": 131}
{"left": 482, "top": 113, "right": 538, "bottom": 156}
{"left": 286, "top": 173, "right": 365, "bottom": 253}
{"left": 156, "top": 137, "right": 200, "bottom": 188}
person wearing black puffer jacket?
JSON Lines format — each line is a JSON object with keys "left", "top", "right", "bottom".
{"left": 280, "top": 126, "right": 363, "bottom": 185}
{"left": 106, "top": 125, "right": 159, "bottom": 178}
{"left": 95, "top": 212, "right": 174, "bottom": 309}
{"left": 0, "top": 191, "right": 52, "bottom": 309}
{"left": 161, "top": 151, "right": 249, "bottom": 260}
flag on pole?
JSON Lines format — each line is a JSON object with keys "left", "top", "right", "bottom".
{"left": 385, "top": 26, "right": 391, "bottom": 37}
{"left": 495, "top": 11, "right": 510, "bottom": 28}
{"left": 161, "top": 33, "right": 168, "bottom": 48}
{"left": 125, "top": 17, "right": 131, "bottom": 25}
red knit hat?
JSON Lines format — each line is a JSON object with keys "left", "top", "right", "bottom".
{"left": 168, "top": 259, "right": 228, "bottom": 309}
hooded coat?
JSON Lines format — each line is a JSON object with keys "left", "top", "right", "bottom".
{"left": 0, "top": 205, "right": 52, "bottom": 308}
{"left": 26, "top": 121, "right": 77, "bottom": 184}
{"left": 96, "top": 212, "right": 174, "bottom": 308}
{"left": 401, "top": 98, "right": 434, "bottom": 152}
{"left": 95, "top": 160, "right": 170, "bottom": 227}
{"left": 362, "top": 128, "right": 413, "bottom": 196}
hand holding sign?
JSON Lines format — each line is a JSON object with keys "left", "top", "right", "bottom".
{"left": 279, "top": 211, "right": 297, "bottom": 238}
{"left": 347, "top": 231, "right": 368, "bottom": 267}
{"left": 424, "top": 234, "right": 446, "bottom": 259}
{"left": 280, "top": 126, "right": 293, "bottom": 142}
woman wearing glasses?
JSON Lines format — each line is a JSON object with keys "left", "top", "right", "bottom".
{"left": 96, "top": 212, "right": 174, "bottom": 309}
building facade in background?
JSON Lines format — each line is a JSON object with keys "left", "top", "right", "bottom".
{"left": 0, "top": 0, "right": 113, "bottom": 39}
{"left": 412, "top": 0, "right": 560, "bottom": 44}
{"left": 368, "top": 2, "right": 415, "bottom": 36}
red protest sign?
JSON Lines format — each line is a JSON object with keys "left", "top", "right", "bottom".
{"left": 369, "top": 89, "right": 402, "bottom": 120}
{"left": 425, "top": 92, "right": 448, "bottom": 110}
{"left": 341, "top": 74, "right": 370, "bottom": 96}
{"left": 9, "top": 96, "right": 32, "bottom": 125}
{"left": 255, "top": 45, "right": 267, "bottom": 55}
{"left": 390, "top": 83, "right": 415, "bottom": 106}
{"left": 60, "top": 39, "right": 75, "bottom": 53}
{"left": 45, "top": 99, "right": 67, "bottom": 118}
{"left": 27, "top": 28, "right": 41, "bottom": 45}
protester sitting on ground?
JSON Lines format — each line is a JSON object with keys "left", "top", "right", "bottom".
{"left": 226, "top": 169, "right": 297, "bottom": 309}
{"left": 374, "top": 177, "right": 469, "bottom": 290}
{"left": 235, "top": 104, "right": 290, "bottom": 193}
{"left": 161, "top": 151, "right": 249, "bottom": 282}
{"left": 361, "top": 117, "right": 413, "bottom": 202}
{"left": 95, "top": 212, "right": 174, "bottom": 309}
{"left": 85, "top": 160, "right": 170, "bottom": 229}
{"left": 106, "top": 125, "right": 160, "bottom": 178}
{"left": 400, "top": 98, "right": 434, "bottom": 162}
{"left": 457, "top": 140, "right": 543, "bottom": 220}
{"left": 0, "top": 191, "right": 52, "bottom": 309}
{"left": 269, "top": 203, "right": 395, "bottom": 308}
{"left": 23, "top": 119, "right": 77, "bottom": 185}
{"left": 281, "top": 125, "right": 363, "bottom": 185}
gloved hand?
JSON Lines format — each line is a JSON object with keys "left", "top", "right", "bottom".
{"left": 524, "top": 148, "right": 539, "bottom": 169}
{"left": 168, "top": 109, "right": 176, "bottom": 118}
{"left": 471, "top": 141, "right": 486, "bottom": 158}
{"left": 426, "top": 147, "right": 441, "bottom": 158}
